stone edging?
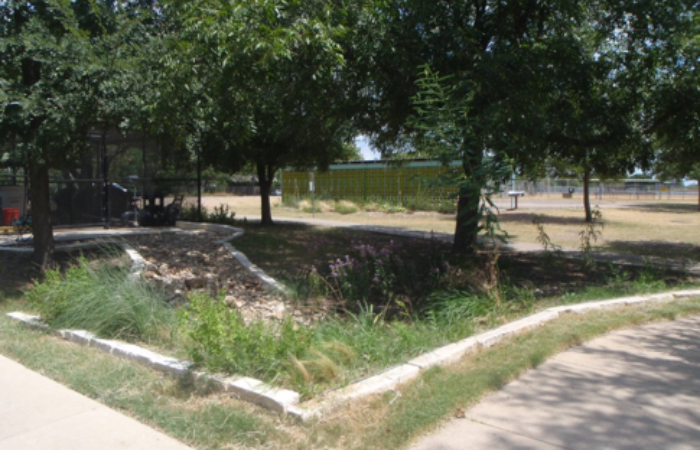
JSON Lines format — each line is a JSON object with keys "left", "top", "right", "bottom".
{"left": 175, "top": 221, "right": 289, "bottom": 293}
{"left": 289, "top": 288, "right": 700, "bottom": 420}
{"left": 8, "top": 288, "right": 700, "bottom": 420}
{"left": 5, "top": 312, "right": 301, "bottom": 414}
{"left": 0, "top": 239, "right": 146, "bottom": 282}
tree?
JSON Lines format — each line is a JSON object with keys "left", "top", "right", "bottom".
{"left": 351, "top": 0, "right": 591, "bottom": 252}
{"left": 351, "top": 0, "right": 697, "bottom": 249}
{"left": 410, "top": 67, "right": 509, "bottom": 253}
{"left": 649, "top": 10, "right": 700, "bottom": 209}
{"left": 167, "top": 0, "right": 357, "bottom": 225}
{"left": 0, "top": 0, "right": 158, "bottom": 267}
{"left": 539, "top": 2, "right": 696, "bottom": 221}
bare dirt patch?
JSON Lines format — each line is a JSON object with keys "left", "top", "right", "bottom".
{"left": 122, "top": 230, "right": 327, "bottom": 324}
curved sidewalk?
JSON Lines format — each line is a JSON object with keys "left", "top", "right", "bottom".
{"left": 0, "top": 354, "right": 193, "bottom": 450}
{"left": 409, "top": 315, "right": 700, "bottom": 450}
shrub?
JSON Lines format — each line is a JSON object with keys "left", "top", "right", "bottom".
{"left": 333, "top": 200, "right": 359, "bottom": 215}
{"left": 298, "top": 199, "right": 320, "bottom": 213}
{"left": 321, "top": 238, "right": 449, "bottom": 314}
{"left": 360, "top": 201, "right": 380, "bottom": 212}
{"left": 209, "top": 204, "right": 236, "bottom": 225}
{"left": 180, "top": 204, "right": 209, "bottom": 222}
{"left": 27, "top": 255, "right": 176, "bottom": 342}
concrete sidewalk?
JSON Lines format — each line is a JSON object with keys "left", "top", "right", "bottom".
{"left": 0, "top": 354, "right": 194, "bottom": 450}
{"left": 409, "top": 315, "right": 700, "bottom": 450}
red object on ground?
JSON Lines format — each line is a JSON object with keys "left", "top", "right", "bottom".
{"left": 2, "top": 208, "right": 19, "bottom": 226}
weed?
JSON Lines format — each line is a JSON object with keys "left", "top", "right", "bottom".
{"left": 178, "top": 292, "right": 311, "bottom": 379}
{"left": 580, "top": 207, "right": 604, "bottom": 270}
{"left": 533, "top": 215, "right": 562, "bottom": 254}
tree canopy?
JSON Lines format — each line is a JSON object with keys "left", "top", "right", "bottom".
{"left": 161, "top": 0, "right": 358, "bottom": 224}
{"left": 3, "top": 0, "right": 699, "bottom": 265}
{"left": 0, "top": 0, "right": 159, "bottom": 266}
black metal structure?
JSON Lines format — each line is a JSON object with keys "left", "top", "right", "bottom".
{"left": 2, "top": 129, "right": 203, "bottom": 227}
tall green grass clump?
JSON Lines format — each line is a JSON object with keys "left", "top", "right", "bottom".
{"left": 179, "top": 292, "right": 312, "bottom": 379}
{"left": 27, "top": 255, "right": 176, "bottom": 342}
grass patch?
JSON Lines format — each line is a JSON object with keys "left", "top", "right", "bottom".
{"left": 0, "top": 304, "right": 280, "bottom": 450}
{"left": 2, "top": 294, "right": 699, "bottom": 450}
{"left": 223, "top": 222, "right": 695, "bottom": 395}
{"left": 26, "top": 253, "right": 177, "bottom": 344}
{"left": 302, "top": 297, "right": 700, "bottom": 450}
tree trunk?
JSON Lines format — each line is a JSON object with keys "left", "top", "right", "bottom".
{"left": 583, "top": 168, "right": 592, "bottom": 222}
{"left": 257, "top": 163, "right": 275, "bottom": 226}
{"left": 452, "top": 193, "right": 480, "bottom": 254}
{"left": 452, "top": 156, "right": 482, "bottom": 255}
{"left": 29, "top": 162, "right": 55, "bottom": 270}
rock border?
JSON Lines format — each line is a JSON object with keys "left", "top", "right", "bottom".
{"left": 5, "top": 312, "right": 301, "bottom": 414}
{"left": 8, "top": 288, "right": 700, "bottom": 421}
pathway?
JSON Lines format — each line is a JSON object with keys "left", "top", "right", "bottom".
{"left": 0, "top": 354, "right": 194, "bottom": 450}
{"left": 409, "top": 316, "right": 700, "bottom": 450}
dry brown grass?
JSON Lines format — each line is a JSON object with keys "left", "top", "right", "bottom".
{"left": 197, "top": 195, "right": 700, "bottom": 260}
{"left": 498, "top": 206, "right": 700, "bottom": 259}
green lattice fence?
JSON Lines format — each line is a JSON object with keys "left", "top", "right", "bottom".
{"left": 281, "top": 160, "right": 460, "bottom": 203}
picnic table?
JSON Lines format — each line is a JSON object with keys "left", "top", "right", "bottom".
{"left": 507, "top": 190, "right": 525, "bottom": 210}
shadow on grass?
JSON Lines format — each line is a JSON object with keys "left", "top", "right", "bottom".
{"left": 0, "top": 252, "right": 40, "bottom": 303}
{"left": 603, "top": 240, "right": 700, "bottom": 261}
{"left": 497, "top": 212, "right": 586, "bottom": 226}
{"left": 235, "top": 222, "right": 421, "bottom": 279}
{"left": 629, "top": 203, "right": 700, "bottom": 214}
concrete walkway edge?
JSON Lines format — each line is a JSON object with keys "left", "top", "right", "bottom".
{"left": 0, "top": 354, "right": 195, "bottom": 450}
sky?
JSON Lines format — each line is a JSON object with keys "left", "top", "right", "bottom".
{"left": 354, "top": 135, "right": 379, "bottom": 161}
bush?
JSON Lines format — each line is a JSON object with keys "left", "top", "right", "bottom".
{"left": 320, "top": 238, "right": 449, "bottom": 314}
{"left": 180, "top": 204, "right": 208, "bottom": 222}
{"left": 403, "top": 198, "right": 455, "bottom": 214}
{"left": 333, "top": 200, "right": 359, "bottom": 215}
{"left": 179, "top": 292, "right": 311, "bottom": 379}
{"left": 27, "top": 255, "right": 176, "bottom": 342}
{"left": 208, "top": 204, "right": 236, "bottom": 225}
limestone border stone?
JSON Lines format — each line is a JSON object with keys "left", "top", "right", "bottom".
{"left": 5, "top": 312, "right": 301, "bottom": 414}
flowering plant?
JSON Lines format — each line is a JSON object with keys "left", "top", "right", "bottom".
{"left": 323, "top": 238, "right": 449, "bottom": 315}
